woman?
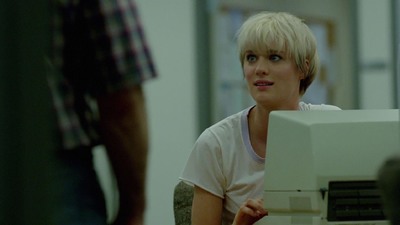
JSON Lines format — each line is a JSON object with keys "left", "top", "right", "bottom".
{"left": 180, "top": 11, "right": 340, "bottom": 225}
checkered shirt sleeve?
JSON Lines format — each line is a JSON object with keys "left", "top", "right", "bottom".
{"left": 48, "top": 0, "right": 157, "bottom": 150}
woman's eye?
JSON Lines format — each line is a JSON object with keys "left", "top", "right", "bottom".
{"left": 246, "top": 54, "right": 257, "bottom": 62}
{"left": 270, "top": 54, "right": 282, "bottom": 61}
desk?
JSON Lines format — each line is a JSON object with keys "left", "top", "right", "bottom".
{"left": 254, "top": 216, "right": 389, "bottom": 225}
{"left": 254, "top": 216, "right": 322, "bottom": 225}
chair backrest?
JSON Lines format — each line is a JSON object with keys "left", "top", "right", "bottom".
{"left": 173, "top": 181, "right": 194, "bottom": 225}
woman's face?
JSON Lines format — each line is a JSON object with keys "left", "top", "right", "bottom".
{"left": 243, "top": 47, "right": 304, "bottom": 109}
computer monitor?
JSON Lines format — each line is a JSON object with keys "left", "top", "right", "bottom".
{"left": 262, "top": 109, "right": 399, "bottom": 225}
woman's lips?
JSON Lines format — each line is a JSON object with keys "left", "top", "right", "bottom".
{"left": 254, "top": 80, "right": 274, "bottom": 86}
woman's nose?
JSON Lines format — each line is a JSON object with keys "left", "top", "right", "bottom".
{"left": 255, "top": 57, "right": 269, "bottom": 75}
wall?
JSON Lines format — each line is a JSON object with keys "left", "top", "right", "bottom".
{"left": 357, "top": 0, "right": 395, "bottom": 109}
{"left": 136, "top": 1, "right": 197, "bottom": 224}
{"left": 94, "top": 1, "right": 197, "bottom": 225}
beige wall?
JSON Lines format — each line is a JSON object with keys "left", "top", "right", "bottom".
{"left": 358, "top": 0, "right": 395, "bottom": 109}
{"left": 95, "top": 1, "right": 197, "bottom": 225}
{"left": 137, "top": 1, "right": 197, "bottom": 224}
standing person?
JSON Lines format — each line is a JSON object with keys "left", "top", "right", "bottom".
{"left": 179, "top": 11, "right": 340, "bottom": 225}
{"left": 377, "top": 155, "right": 400, "bottom": 225}
{"left": 47, "top": 0, "right": 157, "bottom": 224}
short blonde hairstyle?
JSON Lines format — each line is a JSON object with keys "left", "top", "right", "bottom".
{"left": 236, "top": 11, "right": 319, "bottom": 95}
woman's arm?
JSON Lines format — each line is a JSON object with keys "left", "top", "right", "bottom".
{"left": 192, "top": 185, "right": 223, "bottom": 225}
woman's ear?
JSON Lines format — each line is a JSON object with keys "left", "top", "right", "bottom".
{"left": 300, "top": 59, "right": 310, "bottom": 80}
{"left": 299, "top": 71, "right": 305, "bottom": 80}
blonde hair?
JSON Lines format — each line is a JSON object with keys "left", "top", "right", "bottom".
{"left": 236, "top": 11, "right": 319, "bottom": 95}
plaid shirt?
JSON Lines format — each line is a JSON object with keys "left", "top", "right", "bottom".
{"left": 48, "top": 0, "right": 157, "bottom": 150}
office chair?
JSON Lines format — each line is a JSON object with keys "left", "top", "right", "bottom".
{"left": 173, "top": 181, "right": 193, "bottom": 225}
{"left": 377, "top": 154, "right": 400, "bottom": 225}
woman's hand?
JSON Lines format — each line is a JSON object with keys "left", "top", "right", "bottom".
{"left": 232, "top": 198, "right": 268, "bottom": 225}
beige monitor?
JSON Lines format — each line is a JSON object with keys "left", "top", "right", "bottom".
{"left": 262, "top": 109, "right": 399, "bottom": 225}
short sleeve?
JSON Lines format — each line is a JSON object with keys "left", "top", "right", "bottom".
{"left": 53, "top": 0, "right": 157, "bottom": 97}
{"left": 299, "top": 102, "right": 341, "bottom": 110}
{"left": 180, "top": 129, "right": 226, "bottom": 199}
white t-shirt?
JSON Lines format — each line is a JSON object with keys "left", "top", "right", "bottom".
{"left": 179, "top": 102, "right": 340, "bottom": 225}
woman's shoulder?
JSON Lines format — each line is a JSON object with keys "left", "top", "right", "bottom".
{"left": 208, "top": 109, "right": 246, "bottom": 130}
{"left": 199, "top": 108, "right": 249, "bottom": 143}
{"left": 299, "top": 101, "right": 341, "bottom": 111}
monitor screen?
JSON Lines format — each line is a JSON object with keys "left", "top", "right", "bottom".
{"left": 262, "top": 109, "right": 399, "bottom": 225}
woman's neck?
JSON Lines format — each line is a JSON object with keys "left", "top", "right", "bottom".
{"left": 248, "top": 103, "right": 300, "bottom": 158}
{"left": 247, "top": 106, "right": 270, "bottom": 158}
